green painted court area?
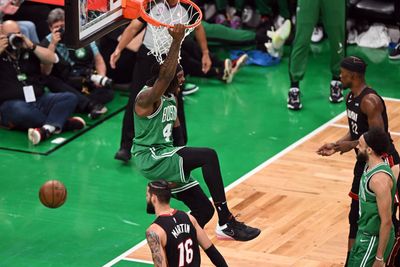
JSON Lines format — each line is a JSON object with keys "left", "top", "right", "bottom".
{"left": 1, "top": 42, "right": 399, "bottom": 266}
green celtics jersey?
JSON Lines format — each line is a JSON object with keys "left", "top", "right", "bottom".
{"left": 132, "top": 88, "right": 177, "bottom": 154}
{"left": 358, "top": 162, "right": 396, "bottom": 235}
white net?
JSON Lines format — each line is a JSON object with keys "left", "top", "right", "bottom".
{"left": 145, "top": 0, "right": 201, "bottom": 64}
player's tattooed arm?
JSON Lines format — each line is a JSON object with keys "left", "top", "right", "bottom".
{"left": 136, "top": 24, "right": 185, "bottom": 110}
{"left": 146, "top": 229, "right": 166, "bottom": 267}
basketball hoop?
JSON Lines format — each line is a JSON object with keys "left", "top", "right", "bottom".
{"left": 122, "top": 0, "right": 203, "bottom": 64}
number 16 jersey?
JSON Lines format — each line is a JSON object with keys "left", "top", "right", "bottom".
{"left": 154, "top": 210, "right": 201, "bottom": 267}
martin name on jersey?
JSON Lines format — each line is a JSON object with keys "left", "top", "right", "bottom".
{"left": 171, "top": 223, "right": 191, "bottom": 239}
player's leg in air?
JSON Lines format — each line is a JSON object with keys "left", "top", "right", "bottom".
{"left": 175, "top": 147, "right": 261, "bottom": 241}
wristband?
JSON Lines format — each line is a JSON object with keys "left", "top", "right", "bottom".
{"left": 375, "top": 256, "right": 383, "bottom": 262}
{"left": 205, "top": 245, "right": 227, "bottom": 267}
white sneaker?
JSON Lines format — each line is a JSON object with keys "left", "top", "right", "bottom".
{"left": 221, "top": 59, "right": 233, "bottom": 83}
{"left": 28, "top": 127, "right": 51, "bottom": 145}
{"left": 265, "top": 42, "right": 282, "bottom": 58}
{"left": 231, "top": 53, "right": 248, "bottom": 75}
{"left": 311, "top": 26, "right": 324, "bottom": 43}
{"left": 347, "top": 29, "right": 357, "bottom": 44}
{"left": 267, "top": 19, "right": 291, "bottom": 50}
{"left": 274, "top": 15, "right": 285, "bottom": 29}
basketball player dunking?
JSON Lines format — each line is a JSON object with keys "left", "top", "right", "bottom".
{"left": 146, "top": 180, "right": 228, "bottom": 267}
{"left": 317, "top": 56, "right": 400, "bottom": 266}
{"left": 133, "top": 24, "right": 260, "bottom": 241}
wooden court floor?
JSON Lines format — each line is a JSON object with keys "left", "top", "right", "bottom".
{"left": 105, "top": 99, "right": 400, "bottom": 267}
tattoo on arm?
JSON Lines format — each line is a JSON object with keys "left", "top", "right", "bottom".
{"left": 146, "top": 230, "right": 164, "bottom": 267}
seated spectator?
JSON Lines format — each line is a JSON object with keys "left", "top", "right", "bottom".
{"left": 181, "top": 38, "right": 248, "bottom": 84}
{"left": 0, "top": 20, "right": 85, "bottom": 145}
{"left": 201, "top": 20, "right": 291, "bottom": 57}
{"left": 0, "top": 0, "right": 40, "bottom": 43}
{"left": 41, "top": 8, "right": 113, "bottom": 119}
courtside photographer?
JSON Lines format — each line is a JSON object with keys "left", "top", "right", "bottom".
{"left": 41, "top": 8, "right": 113, "bottom": 119}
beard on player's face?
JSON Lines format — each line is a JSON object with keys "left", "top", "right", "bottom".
{"left": 356, "top": 149, "right": 369, "bottom": 162}
{"left": 146, "top": 199, "right": 156, "bottom": 214}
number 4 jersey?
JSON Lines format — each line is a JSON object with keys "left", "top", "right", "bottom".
{"left": 153, "top": 210, "right": 201, "bottom": 267}
{"left": 133, "top": 88, "right": 177, "bottom": 152}
{"left": 132, "top": 89, "right": 198, "bottom": 188}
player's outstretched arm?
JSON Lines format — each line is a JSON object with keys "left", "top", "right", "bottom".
{"left": 110, "top": 19, "right": 144, "bottom": 69}
{"left": 146, "top": 225, "right": 168, "bottom": 267}
{"left": 317, "top": 131, "right": 355, "bottom": 156}
{"left": 189, "top": 214, "right": 228, "bottom": 267}
{"left": 135, "top": 24, "right": 185, "bottom": 116}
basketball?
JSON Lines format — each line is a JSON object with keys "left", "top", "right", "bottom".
{"left": 39, "top": 180, "right": 67, "bottom": 208}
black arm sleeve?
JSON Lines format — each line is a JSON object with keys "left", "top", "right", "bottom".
{"left": 173, "top": 125, "right": 185, "bottom": 146}
{"left": 204, "top": 245, "right": 228, "bottom": 267}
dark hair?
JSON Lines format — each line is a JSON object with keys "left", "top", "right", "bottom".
{"left": 340, "top": 56, "right": 367, "bottom": 74}
{"left": 363, "top": 127, "right": 389, "bottom": 155}
{"left": 148, "top": 180, "right": 171, "bottom": 204}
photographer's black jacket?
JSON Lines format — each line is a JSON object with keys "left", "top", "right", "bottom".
{"left": 0, "top": 49, "right": 46, "bottom": 104}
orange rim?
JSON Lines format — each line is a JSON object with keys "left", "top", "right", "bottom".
{"left": 140, "top": 0, "right": 203, "bottom": 28}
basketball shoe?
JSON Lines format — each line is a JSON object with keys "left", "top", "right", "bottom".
{"left": 389, "top": 43, "right": 400, "bottom": 60}
{"left": 28, "top": 127, "right": 51, "bottom": 145}
{"left": 221, "top": 59, "right": 233, "bottom": 83}
{"left": 329, "top": 80, "right": 343, "bottom": 103}
{"left": 231, "top": 53, "right": 248, "bottom": 75}
{"left": 265, "top": 19, "right": 291, "bottom": 57}
{"left": 88, "top": 103, "right": 108, "bottom": 119}
{"left": 114, "top": 148, "right": 132, "bottom": 162}
{"left": 311, "top": 26, "right": 324, "bottom": 43}
{"left": 63, "top": 116, "right": 86, "bottom": 131}
{"left": 216, "top": 216, "right": 261, "bottom": 241}
{"left": 287, "top": 87, "right": 302, "bottom": 110}
{"left": 182, "top": 83, "right": 200, "bottom": 96}
{"left": 230, "top": 15, "right": 242, "bottom": 29}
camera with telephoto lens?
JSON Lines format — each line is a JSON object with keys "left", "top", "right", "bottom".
{"left": 8, "top": 33, "right": 24, "bottom": 50}
{"left": 89, "top": 73, "right": 113, "bottom": 87}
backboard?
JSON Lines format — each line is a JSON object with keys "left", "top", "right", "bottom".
{"left": 65, "top": 0, "right": 129, "bottom": 48}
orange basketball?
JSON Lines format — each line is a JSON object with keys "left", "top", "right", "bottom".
{"left": 39, "top": 180, "right": 67, "bottom": 208}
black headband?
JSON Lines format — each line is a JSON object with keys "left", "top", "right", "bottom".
{"left": 148, "top": 180, "right": 170, "bottom": 191}
{"left": 341, "top": 56, "right": 367, "bottom": 74}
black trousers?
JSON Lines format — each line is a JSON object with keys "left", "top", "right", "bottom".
{"left": 174, "top": 147, "right": 227, "bottom": 227}
{"left": 118, "top": 45, "right": 187, "bottom": 151}
{"left": 45, "top": 75, "right": 114, "bottom": 113}
{"left": 180, "top": 38, "right": 223, "bottom": 79}
{"left": 45, "top": 75, "right": 90, "bottom": 113}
